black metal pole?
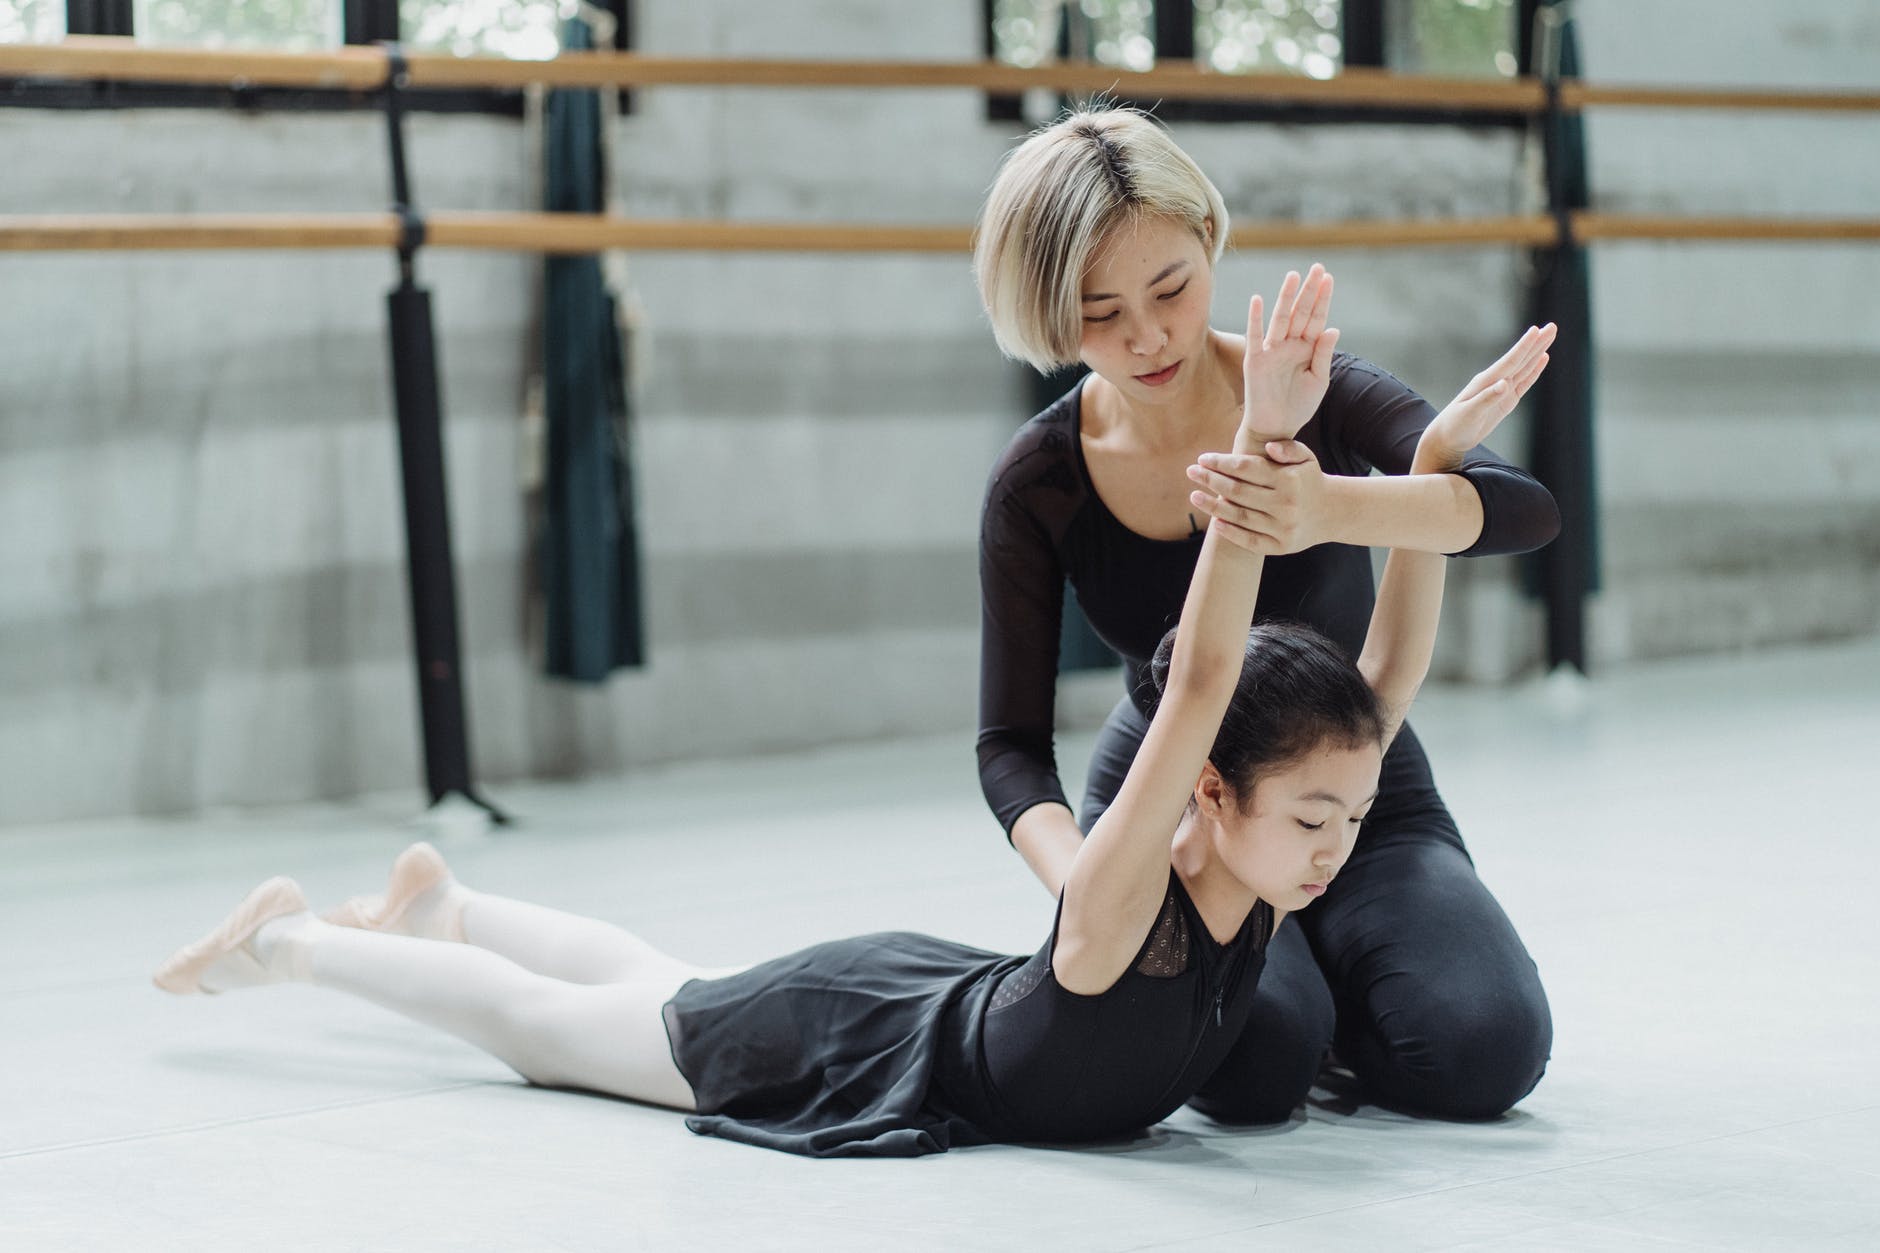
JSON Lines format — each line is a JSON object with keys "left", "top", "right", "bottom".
{"left": 1526, "top": 2, "right": 1595, "bottom": 674}
{"left": 380, "top": 45, "right": 505, "bottom": 820}
{"left": 1529, "top": 229, "right": 1592, "bottom": 672}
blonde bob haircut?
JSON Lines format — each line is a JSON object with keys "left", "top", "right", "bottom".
{"left": 974, "top": 107, "right": 1229, "bottom": 373}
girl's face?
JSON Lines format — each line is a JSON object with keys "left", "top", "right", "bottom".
{"left": 1204, "top": 743, "right": 1382, "bottom": 910}
{"left": 1077, "top": 213, "right": 1216, "bottom": 407}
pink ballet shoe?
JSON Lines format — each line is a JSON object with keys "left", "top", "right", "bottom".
{"left": 321, "top": 842, "right": 463, "bottom": 941}
{"left": 153, "top": 877, "right": 309, "bottom": 995}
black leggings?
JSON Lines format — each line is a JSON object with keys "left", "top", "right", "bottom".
{"left": 1079, "top": 696, "right": 1552, "bottom": 1122}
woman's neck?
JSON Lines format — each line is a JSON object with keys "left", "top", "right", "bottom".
{"left": 1090, "top": 329, "right": 1243, "bottom": 453}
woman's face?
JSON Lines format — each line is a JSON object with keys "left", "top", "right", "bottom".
{"left": 1077, "top": 213, "right": 1216, "bottom": 407}
{"left": 1209, "top": 742, "right": 1382, "bottom": 910}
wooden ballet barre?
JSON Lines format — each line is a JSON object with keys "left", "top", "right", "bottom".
{"left": 1561, "top": 82, "right": 1880, "bottom": 114}
{"left": 426, "top": 215, "right": 972, "bottom": 254}
{"left": 0, "top": 38, "right": 1540, "bottom": 110}
{"left": 0, "top": 213, "right": 401, "bottom": 251}
{"left": 1572, "top": 214, "right": 1880, "bottom": 243}
{"left": 430, "top": 213, "right": 1565, "bottom": 252}
{"left": 0, "top": 35, "right": 387, "bottom": 90}
{"left": 5, "top": 212, "right": 1879, "bottom": 255}
{"left": 398, "top": 54, "right": 1545, "bottom": 113}
{"left": 0, "top": 213, "right": 1553, "bottom": 254}
{"left": 4, "top": 37, "right": 1880, "bottom": 115}
{"left": 0, "top": 214, "right": 964, "bottom": 254}
{"left": 1234, "top": 216, "right": 1558, "bottom": 249}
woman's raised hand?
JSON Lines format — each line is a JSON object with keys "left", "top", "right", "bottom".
{"left": 1416, "top": 323, "right": 1557, "bottom": 471}
{"left": 1239, "top": 263, "right": 1340, "bottom": 446}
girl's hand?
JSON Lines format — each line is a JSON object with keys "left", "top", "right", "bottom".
{"left": 1185, "top": 440, "right": 1326, "bottom": 556}
{"left": 1240, "top": 264, "right": 1340, "bottom": 446}
{"left": 1417, "top": 323, "right": 1557, "bottom": 472}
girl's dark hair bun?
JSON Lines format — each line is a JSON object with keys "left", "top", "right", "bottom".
{"left": 1149, "top": 620, "right": 1385, "bottom": 807}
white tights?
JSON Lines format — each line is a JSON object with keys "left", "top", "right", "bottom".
{"left": 275, "top": 893, "right": 727, "bottom": 1111}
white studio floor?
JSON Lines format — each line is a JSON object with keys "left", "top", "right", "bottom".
{"left": 4, "top": 637, "right": 1879, "bottom": 1252}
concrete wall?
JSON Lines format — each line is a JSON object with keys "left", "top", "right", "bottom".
{"left": 0, "top": 113, "right": 545, "bottom": 820}
{"left": 1577, "top": 0, "right": 1880, "bottom": 660}
{"left": 2, "top": 0, "right": 1874, "bottom": 824}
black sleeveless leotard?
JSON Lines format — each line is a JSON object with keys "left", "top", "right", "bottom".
{"left": 976, "top": 354, "right": 1562, "bottom": 834}
{"left": 663, "top": 872, "right": 1273, "bottom": 1157}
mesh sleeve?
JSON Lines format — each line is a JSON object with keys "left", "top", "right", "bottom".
{"left": 976, "top": 443, "right": 1073, "bottom": 839}
{"left": 1320, "top": 355, "right": 1561, "bottom": 558}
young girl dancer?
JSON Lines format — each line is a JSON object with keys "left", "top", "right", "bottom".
{"left": 155, "top": 268, "right": 1551, "bottom": 1158}
{"left": 975, "top": 106, "right": 1559, "bottom": 1121}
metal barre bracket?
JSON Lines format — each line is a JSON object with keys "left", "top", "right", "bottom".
{"left": 379, "top": 44, "right": 428, "bottom": 275}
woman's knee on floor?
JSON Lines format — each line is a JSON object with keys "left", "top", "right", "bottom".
{"left": 1349, "top": 982, "right": 1552, "bottom": 1120}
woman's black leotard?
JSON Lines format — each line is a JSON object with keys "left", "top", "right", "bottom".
{"left": 664, "top": 873, "right": 1272, "bottom": 1157}
{"left": 977, "top": 354, "right": 1560, "bottom": 834}
{"left": 975, "top": 354, "right": 1560, "bottom": 1120}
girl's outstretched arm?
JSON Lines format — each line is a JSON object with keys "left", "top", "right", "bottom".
{"left": 1052, "top": 267, "right": 1340, "bottom": 994}
{"left": 1358, "top": 324, "right": 1557, "bottom": 745}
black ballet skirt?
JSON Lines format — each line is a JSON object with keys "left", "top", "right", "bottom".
{"left": 662, "top": 872, "right": 1274, "bottom": 1157}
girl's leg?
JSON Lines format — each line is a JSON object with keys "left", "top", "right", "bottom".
{"left": 161, "top": 881, "right": 702, "bottom": 1109}
{"left": 297, "top": 921, "right": 700, "bottom": 1109}
{"left": 329, "top": 844, "right": 719, "bottom": 986}
{"left": 460, "top": 893, "right": 701, "bottom": 987}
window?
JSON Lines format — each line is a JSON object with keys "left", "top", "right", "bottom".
{"left": 1390, "top": 0, "right": 1517, "bottom": 78}
{"left": 1196, "top": 0, "right": 1343, "bottom": 79}
{"left": 399, "top": 0, "right": 565, "bottom": 61}
{"left": 0, "top": 0, "right": 64, "bottom": 42}
{"left": 132, "top": 0, "right": 341, "bottom": 50}
{"left": 2, "top": 0, "right": 632, "bottom": 111}
{"left": 990, "top": 0, "right": 1156, "bottom": 73}
{"left": 987, "top": 0, "right": 1530, "bottom": 124}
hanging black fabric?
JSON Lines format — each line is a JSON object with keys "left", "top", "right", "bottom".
{"left": 542, "top": 15, "right": 645, "bottom": 681}
{"left": 1525, "top": 0, "right": 1600, "bottom": 671}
